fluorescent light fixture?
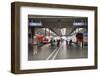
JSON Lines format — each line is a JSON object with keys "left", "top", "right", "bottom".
{"left": 61, "top": 36, "right": 67, "bottom": 40}
{"left": 71, "top": 28, "right": 83, "bottom": 35}
{"left": 61, "top": 28, "right": 66, "bottom": 35}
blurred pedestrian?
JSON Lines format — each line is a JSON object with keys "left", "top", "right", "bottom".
{"left": 69, "top": 39, "right": 72, "bottom": 46}
{"left": 57, "top": 39, "right": 60, "bottom": 47}
{"left": 50, "top": 39, "right": 53, "bottom": 46}
{"left": 66, "top": 40, "right": 68, "bottom": 45}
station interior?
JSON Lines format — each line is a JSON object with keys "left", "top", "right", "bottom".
{"left": 28, "top": 15, "right": 88, "bottom": 60}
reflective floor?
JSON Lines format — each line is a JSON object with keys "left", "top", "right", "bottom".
{"left": 28, "top": 41, "right": 88, "bottom": 61}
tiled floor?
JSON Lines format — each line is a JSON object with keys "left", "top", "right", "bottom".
{"left": 28, "top": 41, "right": 88, "bottom": 61}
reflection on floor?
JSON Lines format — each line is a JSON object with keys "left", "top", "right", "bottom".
{"left": 28, "top": 41, "right": 88, "bottom": 61}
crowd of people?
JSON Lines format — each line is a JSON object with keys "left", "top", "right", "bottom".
{"left": 50, "top": 33, "right": 84, "bottom": 48}
{"left": 50, "top": 38, "right": 73, "bottom": 47}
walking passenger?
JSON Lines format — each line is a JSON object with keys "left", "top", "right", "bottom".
{"left": 50, "top": 39, "right": 53, "bottom": 46}
{"left": 57, "top": 39, "right": 60, "bottom": 47}
{"left": 69, "top": 39, "right": 72, "bottom": 46}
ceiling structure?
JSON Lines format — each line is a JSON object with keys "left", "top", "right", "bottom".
{"left": 28, "top": 15, "right": 88, "bottom": 36}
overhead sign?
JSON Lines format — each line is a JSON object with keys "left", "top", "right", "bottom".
{"left": 29, "top": 22, "right": 42, "bottom": 26}
{"left": 73, "top": 22, "right": 86, "bottom": 26}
